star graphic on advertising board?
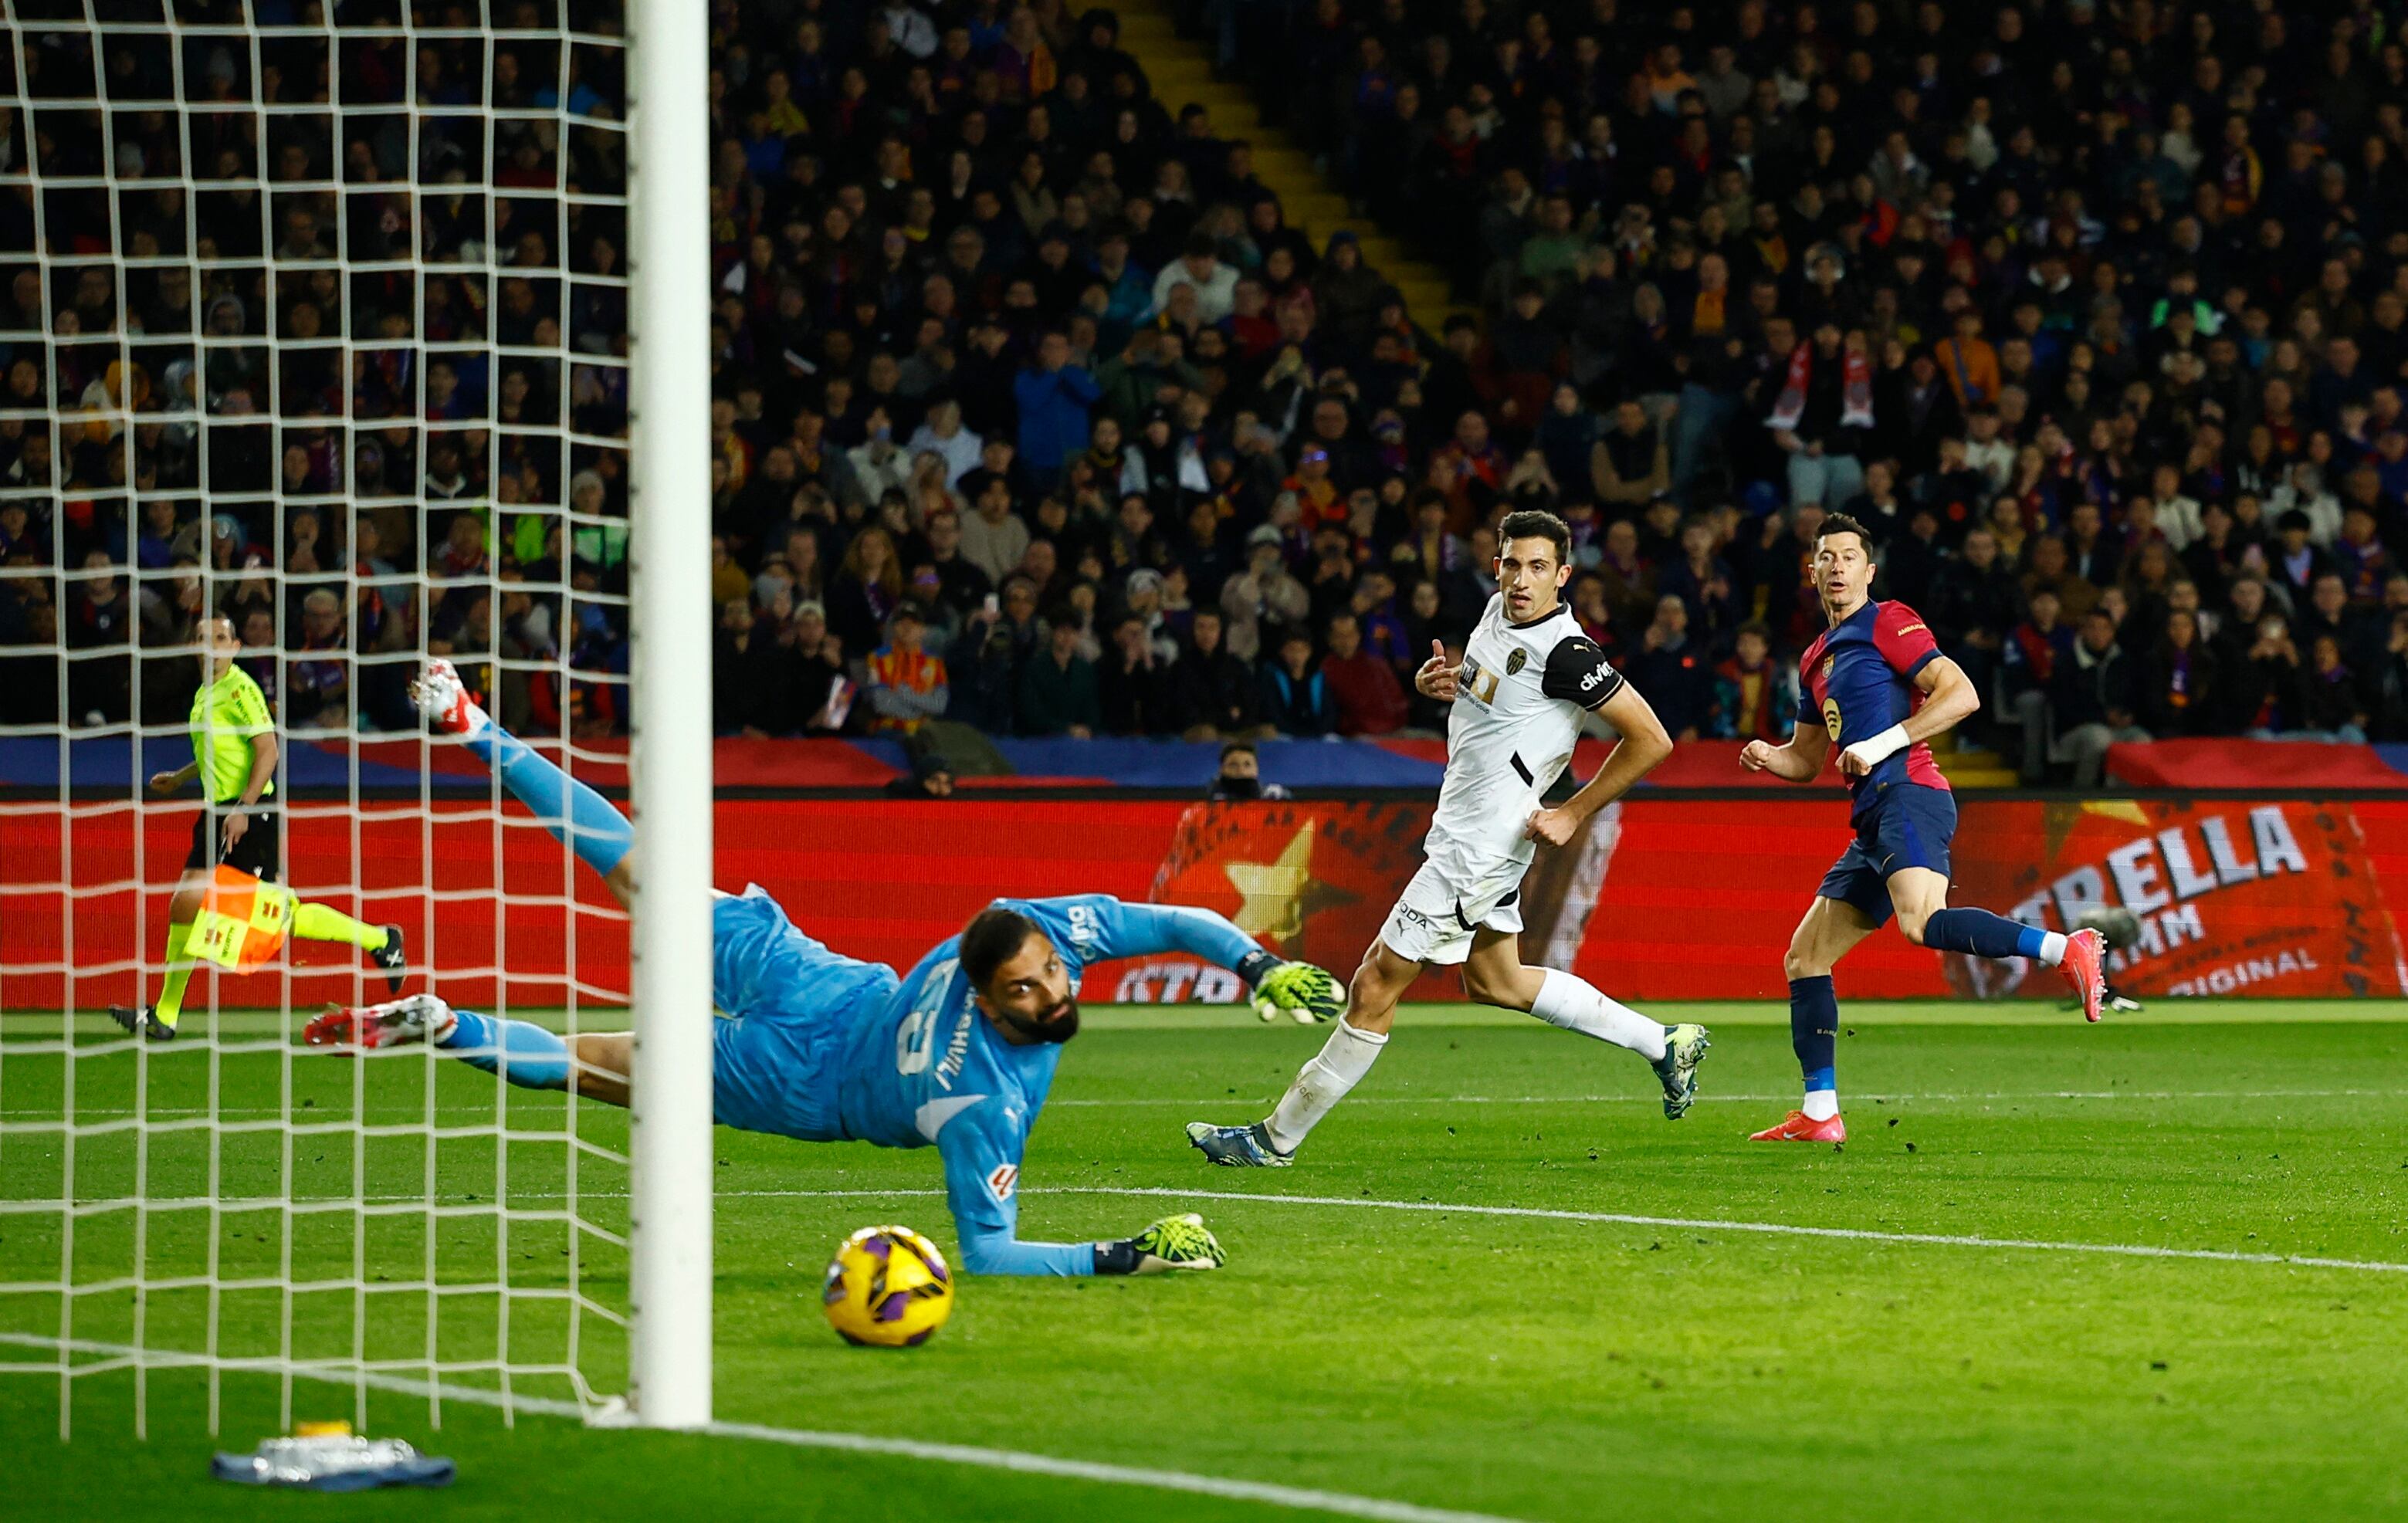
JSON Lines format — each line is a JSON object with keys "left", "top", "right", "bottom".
{"left": 1223, "top": 820, "right": 1355, "bottom": 942}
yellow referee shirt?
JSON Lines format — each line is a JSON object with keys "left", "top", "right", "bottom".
{"left": 191, "top": 665, "right": 276, "bottom": 806}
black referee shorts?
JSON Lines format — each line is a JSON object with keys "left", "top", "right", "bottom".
{"left": 184, "top": 804, "right": 283, "bottom": 881}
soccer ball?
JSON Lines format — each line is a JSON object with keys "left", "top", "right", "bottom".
{"left": 821, "top": 1224, "right": 954, "bottom": 1347}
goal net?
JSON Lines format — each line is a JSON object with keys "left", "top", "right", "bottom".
{"left": 0, "top": 0, "right": 711, "bottom": 1438}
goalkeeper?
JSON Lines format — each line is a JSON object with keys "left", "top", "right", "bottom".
{"left": 310, "top": 661, "right": 1344, "bottom": 1277}
{"left": 111, "top": 614, "right": 405, "bottom": 1041}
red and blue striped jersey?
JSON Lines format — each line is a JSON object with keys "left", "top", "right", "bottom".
{"left": 1797, "top": 598, "right": 1951, "bottom": 819}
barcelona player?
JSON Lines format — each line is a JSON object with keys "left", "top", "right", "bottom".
{"left": 308, "top": 662, "right": 1345, "bottom": 1276}
{"left": 1739, "top": 515, "right": 2105, "bottom": 1142}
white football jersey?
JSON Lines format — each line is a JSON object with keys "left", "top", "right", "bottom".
{"left": 1428, "top": 594, "right": 1624, "bottom": 874}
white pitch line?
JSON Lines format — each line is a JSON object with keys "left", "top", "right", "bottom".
{"left": 1045, "top": 1088, "right": 2408, "bottom": 1105}
{"left": 3, "top": 1087, "right": 2400, "bottom": 1121}
{"left": 703, "top": 1419, "right": 1528, "bottom": 1523}
{"left": 716, "top": 1186, "right": 2408, "bottom": 1277}
{"left": 0, "top": 1332, "right": 1523, "bottom": 1523}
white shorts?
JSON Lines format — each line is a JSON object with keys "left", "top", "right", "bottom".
{"left": 1377, "top": 856, "right": 1528, "bottom": 966}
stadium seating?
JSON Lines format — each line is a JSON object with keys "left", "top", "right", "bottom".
{"left": 5, "top": 0, "right": 2407, "bottom": 790}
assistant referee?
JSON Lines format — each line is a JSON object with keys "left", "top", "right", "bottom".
{"left": 110, "top": 614, "right": 407, "bottom": 1041}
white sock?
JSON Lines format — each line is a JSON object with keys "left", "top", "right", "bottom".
{"left": 1802, "top": 1088, "right": 1841, "bottom": 1122}
{"left": 1530, "top": 967, "right": 1668, "bottom": 1062}
{"left": 1262, "top": 1019, "right": 1388, "bottom": 1155}
{"left": 2035, "top": 930, "right": 2068, "bottom": 967}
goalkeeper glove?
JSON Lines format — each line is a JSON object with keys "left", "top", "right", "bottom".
{"left": 1237, "top": 953, "right": 1344, "bottom": 1024}
{"left": 1092, "top": 1213, "right": 1228, "bottom": 1275}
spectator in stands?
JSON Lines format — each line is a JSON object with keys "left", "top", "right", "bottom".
{"left": 64, "top": 550, "right": 133, "bottom": 726}
{"left": 1220, "top": 526, "right": 1310, "bottom": 662}
{"left": 2233, "top": 612, "right": 2311, "bottom": 740}
{"left": 789, "top": 601, "right": 853, "bottom": 736}
{"left": 2267, "top": 510, "right": 2332, "bottom": 606}
{"left": 1624, "top": 594, "right": 1712, "bottom": 743}
{"left": 907, "top": 400, "right": 984, "bottom": 489}
{"left": 1150, "top": 233, "right": 1238, "bottom": 323}
{"left": 2003, "top": 588, "right": 2075, "bottom": 784}
{"left": 1013, "top": 331, "right": 1101, "bottom": 491}
{"left": 1099, "top": 611, "right": 1177, "bottom": 736}
{"left": 1170, "top": 608, "right": 1263, "bottom": 740}
{"left": 284, "top": 588, "right": 350, "bottom": 730}
{"left": 959, "top": 472, "right": 1034, "bottom": 589}
{"left": 1319, "top": 611, "right": 1407, "bottom": 736}
{"left": 2139, "top": 609, "right": 2221, "bottom": 740}
{"left": 1927, "top": 527, "right": 2017, "bottom": 706}
{"left": 1711, "top": 622, "right": 1793, "bottom": 743}
{"left": 1257, "top": 629, "right": 1335, "bottom": 737}
{"left": 1770, "top": 324, "right": 1873, "bottom": 509}
{"left": 1207, "top": 740, "right": 1290, "bottom": 801}
{"left": 1019, "top": 618, "right": 1101, "bottom": 739}
{"left": 1656, "top": 514, "right": 1738, "bottom": 652}
{"left": 828, "top": 526, "right": 904, "bottom": 656}
{"left": 2299, "top": 635, "right": 2372, "bottom": 745}
{"left": 919, "top": 509, "right": 993, "bottom": 623}
{"left": 2051, "top": 608, "right": 2146, "bottom": 788}
{"left": 1590, "top": 400, "right": 1668, "bottom": 509}
{"left": 863, "top": 604, "right": 948, "bottom": 736}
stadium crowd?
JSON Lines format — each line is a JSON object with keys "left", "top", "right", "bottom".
{"left": 4, "top": 2, "right": 2408, "bottom": 783}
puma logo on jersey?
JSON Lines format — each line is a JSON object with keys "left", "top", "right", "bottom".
{"left": 1065, "top": 902, "right": 1102, "bottom": 959}
{"left": 987, "top": 1163, "right": 1018, "bottom": 1200}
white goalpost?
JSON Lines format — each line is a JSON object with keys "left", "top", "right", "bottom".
{"left": 624, "top": 0, "right": 714, "bottom": 1433}
{"left": 0, "top": 0, "right": 712, "bottom": 1436}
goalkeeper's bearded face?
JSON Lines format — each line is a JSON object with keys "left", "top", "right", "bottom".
{"left": 975, "top": 930, "right": 1080, "bottom": 1045}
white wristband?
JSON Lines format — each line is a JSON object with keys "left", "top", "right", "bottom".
{"left": 1846, "top": 723, "right": 1911, "bottom": 767}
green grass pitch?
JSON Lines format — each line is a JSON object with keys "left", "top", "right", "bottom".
{"left": 6, "top": 1000, "right": 2408, "bottom": 1521}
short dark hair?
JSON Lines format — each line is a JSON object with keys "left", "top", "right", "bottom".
{"left": 1814, "top": 513, "right": 1875, "bottom": 554}
{"left": 960, "top": 906, "right": 1043, "bottom": 993}
{"left": 1219, "top": 740, "right": 1257, "bottom": 763}
{"left": 1497, "top": 508, "right": 1572, "bottom": 566}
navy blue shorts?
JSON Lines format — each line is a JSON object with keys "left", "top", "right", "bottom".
{"left": 1816, "top": 783, "right": 1957, "bottom": 928}
{"left": 708, "top": 885, "right": 899, "bottom": 1142}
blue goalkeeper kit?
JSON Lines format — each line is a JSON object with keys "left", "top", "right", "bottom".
{"left": 462, "top": 888, "right": 1257, "bottom": 1274}
{"left": 431, "top": 712, "right": 1265, "bottom": 1275}
{"left": 708, "top": 886, "right": 1261, "bottom": 1275}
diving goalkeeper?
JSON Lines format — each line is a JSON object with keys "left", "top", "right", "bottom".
{"left": 309, "top": 661, "right": 1344, "bottom": 1277}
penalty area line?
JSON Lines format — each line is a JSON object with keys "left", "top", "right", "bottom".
{"left": 736, "top": 1186, "right": 2408, "bottom": 1277}
{"left": 0, "top": 1333, "right": 1526, "bottom": 1523}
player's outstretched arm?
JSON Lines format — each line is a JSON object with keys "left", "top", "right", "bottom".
{"left": 1836, "top": 655, "right": 1978, "bottom": 779}
{"left": 1031, "top": 895, "right": 1342, "bottom": 1022}
{"left": 1529, "top": 679, "right": 1673, "bottom": 846}
{"left": 937, "top": 1108, "right": 1224, "bottom": 1276}
{"left": 1741, "top": 720, "right": 1831, "bottom": 783}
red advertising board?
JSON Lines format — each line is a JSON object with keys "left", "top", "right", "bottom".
{"left": 6, "top": 795, "right": 2406, "bottom": 1013}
